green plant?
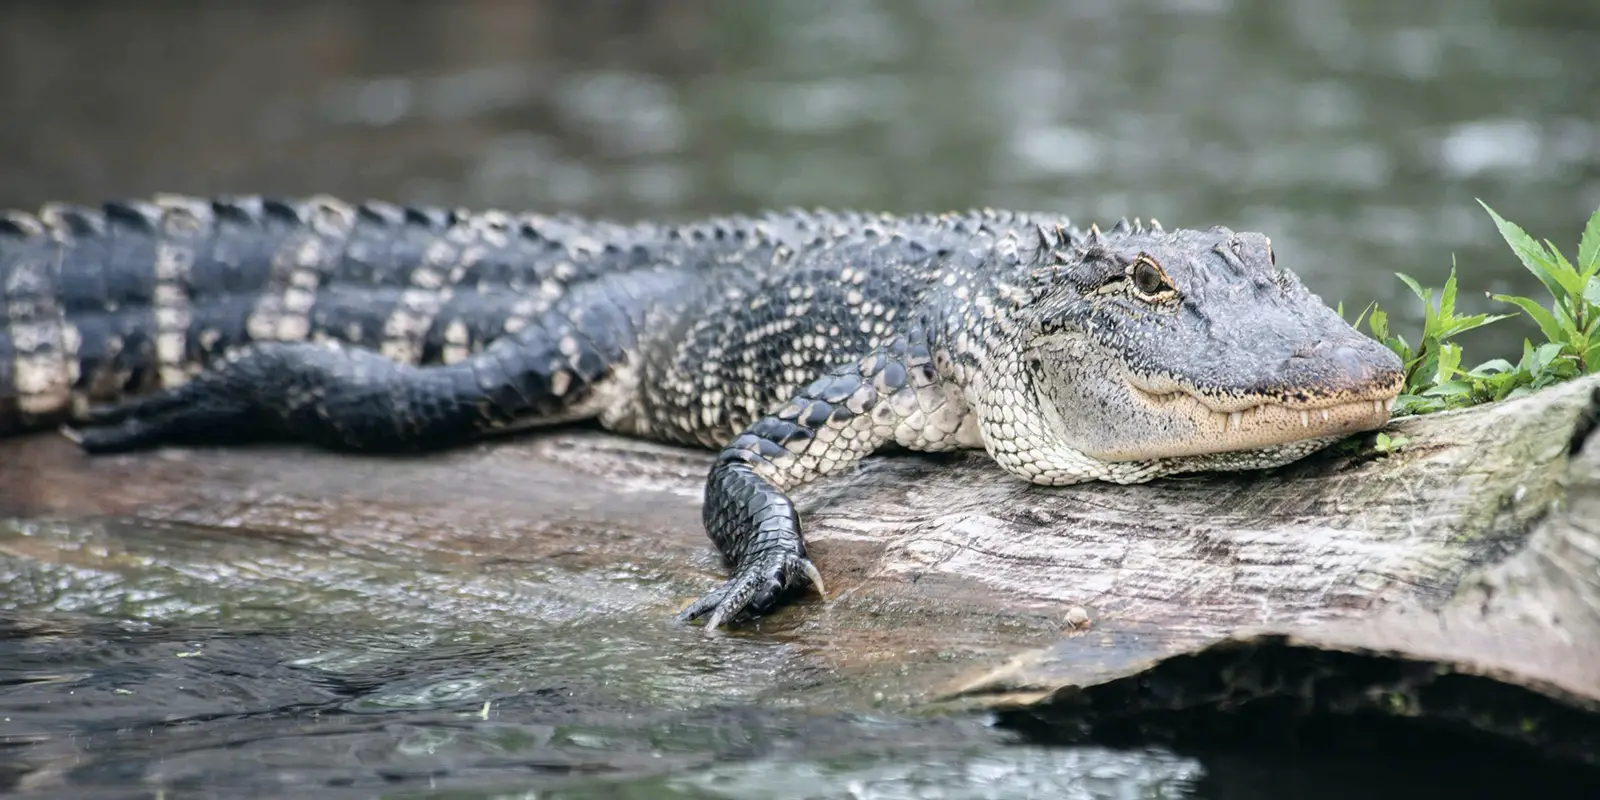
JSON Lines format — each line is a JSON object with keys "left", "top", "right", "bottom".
{"left": 1372, "top": 431, "right": 1409, "bottom": 455}
{"left": 1481, "top": 201, "right": 1600, "bottom": 372}
{"left": 1345, "top": 203, "right": 1600, "bottom": 416}
{"left": 1367, "top": 263, "right": 1515, "bottom": 415}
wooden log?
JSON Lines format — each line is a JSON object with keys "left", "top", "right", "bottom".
{"left": 2, "top": 374, "right": 1597, "bottom": 761}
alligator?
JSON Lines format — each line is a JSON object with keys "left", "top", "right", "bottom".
{"left": 0, "top": 195, "right": 1405, "bottom": 628}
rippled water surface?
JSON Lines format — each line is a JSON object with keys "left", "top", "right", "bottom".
{"left": 3, "top": 0, "right": 1600, "bottom": 796}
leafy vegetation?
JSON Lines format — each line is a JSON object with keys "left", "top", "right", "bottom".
{"left": 1371, "top": 431, "right": 1409, "bottom": 454}
{"left": 1341, "top": 202, "right": 1600, "bottom": 417}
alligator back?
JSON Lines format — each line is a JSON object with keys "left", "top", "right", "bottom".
{"left": 0, "top": 194, "right": 1037, "bottom": 439}
{"left": 0, "top": 194, "right": 709, "bottom": 436}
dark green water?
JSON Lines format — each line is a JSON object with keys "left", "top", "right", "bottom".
{"left": 3, "top": 1, "right": 1600, "bottom": 797}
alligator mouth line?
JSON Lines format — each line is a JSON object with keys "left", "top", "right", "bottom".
{"left": 1132, "top": 388, "right": 1397, "bottom": 427}
{"left": 1117, "top": 376, "right": 1400, "bottom": 459}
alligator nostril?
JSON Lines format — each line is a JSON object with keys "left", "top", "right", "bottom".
{"left": 1330, "top": 344, "right": 1370, "bottom": 377}
{"left": 1290, "top": 341, "right": 1373, "bottom": 381}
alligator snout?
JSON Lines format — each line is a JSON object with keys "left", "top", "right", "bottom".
{"left": 1287, "top": 337, "right": 1403, "bottom": 395}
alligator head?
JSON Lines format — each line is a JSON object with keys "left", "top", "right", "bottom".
{"left": 994, "top": 218, "right": 1404, "bottom": 484}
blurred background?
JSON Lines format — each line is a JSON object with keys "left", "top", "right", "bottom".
{"left": 1, "top": 0, "right": 1598, "bottom": 353}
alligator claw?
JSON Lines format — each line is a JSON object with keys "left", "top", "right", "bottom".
{"left": 81, "top": 388, "right": 187, "bottom": 426}
{"left": 677, "top": 551, "right": 826, "bottom": 631}
{"left": 68, "top": 384, "right": 251, "bottom": 454}
{"left": 74, "top": 415, "right": 181, "bottom": 453}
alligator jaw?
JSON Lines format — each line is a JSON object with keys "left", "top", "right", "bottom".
{"left": 1112, "top": 376, "right": 1401, "bottom": 461}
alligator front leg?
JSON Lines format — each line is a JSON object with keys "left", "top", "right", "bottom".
{"left": 66, "top": 294, "right": 639, "bottom": 454}
{"left": 678, "top": 331, "right": 972, "bottom": 630}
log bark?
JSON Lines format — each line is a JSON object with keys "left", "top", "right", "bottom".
{"left": 2, "top": 374, "right": 1597, "bottom": 762}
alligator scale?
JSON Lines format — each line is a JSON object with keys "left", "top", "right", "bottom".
{"left": 0, "top": 195, "right": 1405, "bottom": 628}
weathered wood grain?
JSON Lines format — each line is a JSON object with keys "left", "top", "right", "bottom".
{"left": 2, "top": 374, "right": 1597, "bottom": 760}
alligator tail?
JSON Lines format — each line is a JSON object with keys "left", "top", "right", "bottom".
{"left": 0, "top": 196, "right": 231, "bottom": 435}
{"left": 0, "top": 193, "right": 771, "bottom": 438}
{"left": 0, "top": 194, "right": 386, "bottom": 436}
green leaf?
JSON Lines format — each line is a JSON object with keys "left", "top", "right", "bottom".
{"left": 1408, "top": 350, "right": 1439, "bottom": 390}
{"left": 1585, "top": 340, "right": 1600, "bottom": 374}
{"left": 1396, "top": 394, "right": 1444, "bottom": 415}
{"left": 1433, "top": 312, "right": 1514, "bottom": 341}
{"left": 1368, "top": 307, "right": 1389, "bottom": 342}
{"left": 1584, "top": 275, "right": 1600, "bottom": 309}
{"left": 1518, "top": 338, "right": 1538, "bottom": 371}
{"left": 1477, "top": 373, "right": 1521, "bottom": 401}
{"left": 1552, "top": 290, "right": 1579, "bottom": 337}
{"left": 1389, "top": 333, "right": 1413, "bottom": 365}
{"left": 1350, "top": 301, "right": 1376, "bottom": 331}
{"left": 1490, "top": 376, "right": 1528, "bottom": 401}
{"left": 1532, "top": 354, "right": 1577, "bottom": 387}
{"left": 1479, "top": 312, "right": 1519, "bottom": 332}
{"left": 1396, "top": 272, "right": 1429, "bottom": 304}
{"left": 1579, "top": 206, "right": 1600, "bottom": 281}
{"left": 1533, "top": 342, "right": 1566, "bottom": 375}
{"left": 1480, "top": 200, "right": 1577, "bottom": 299}
{"left": 1396, "top": 272, "right": 1437, "bottom": 333}
{"left": 1493, "top": 293, "right": 1565, "bottom": 343}
{"left": 1440, "top": 263, "right": 1460, "bottom": 320}
{"left": 1569, "top": 329, "right": 1590, "bottom": 359}
{"left": 1373, "top": 432, "right": 1410, "bottom": 454}
{"left": 1468, "top": 358, "right": 1515, "bottom": 376}
{"left": 1421, "top": 380, "right": 1473, "bottom": 398}
{"left": 1546, "top": 240, "right": 1575, "bottom": 278}
{"left": 1436, "top": 342, "right": 1461, "bottom": 383}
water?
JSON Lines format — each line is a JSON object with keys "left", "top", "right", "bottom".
{"left": 3, "top": 605, "right": 1596, "bottom": 798}
{"left": 2, "top": 0, "right": 1600, "bottom": 796}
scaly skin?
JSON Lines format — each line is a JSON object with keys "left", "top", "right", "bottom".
{"left": 0, "top": 195, "right": 1406, "bottom": 629}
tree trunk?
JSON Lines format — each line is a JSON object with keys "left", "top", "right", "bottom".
{"left": 3, "top": 375, "right": 1597, "bottom": 763}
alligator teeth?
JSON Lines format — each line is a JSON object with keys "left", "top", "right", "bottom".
{"left": 1374, "top": 399, "right": 1386, "bottom": 416}
{"left": 1386, "top": 397, "right": 1396, "bottom": 412}
{"left": 1299, "top": 410, "right": 1311, "bottom": 427}
{"left": 1320, "top": 409, "right": 1330, "bottom": 422}
{"left": 1228, "top": 411, "right": 1242, "bottom": 431}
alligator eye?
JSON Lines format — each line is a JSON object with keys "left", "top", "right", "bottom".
{"left": 1131, "top": 258, "right": 1170, "bottom": 297}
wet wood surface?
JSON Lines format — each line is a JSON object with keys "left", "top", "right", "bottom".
{"left": 3, "top": 375, "right": 1598, "bottom": 761}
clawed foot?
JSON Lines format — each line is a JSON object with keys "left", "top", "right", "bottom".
{"left": 677, "top": 551, "right": 827, "bottom": 631}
